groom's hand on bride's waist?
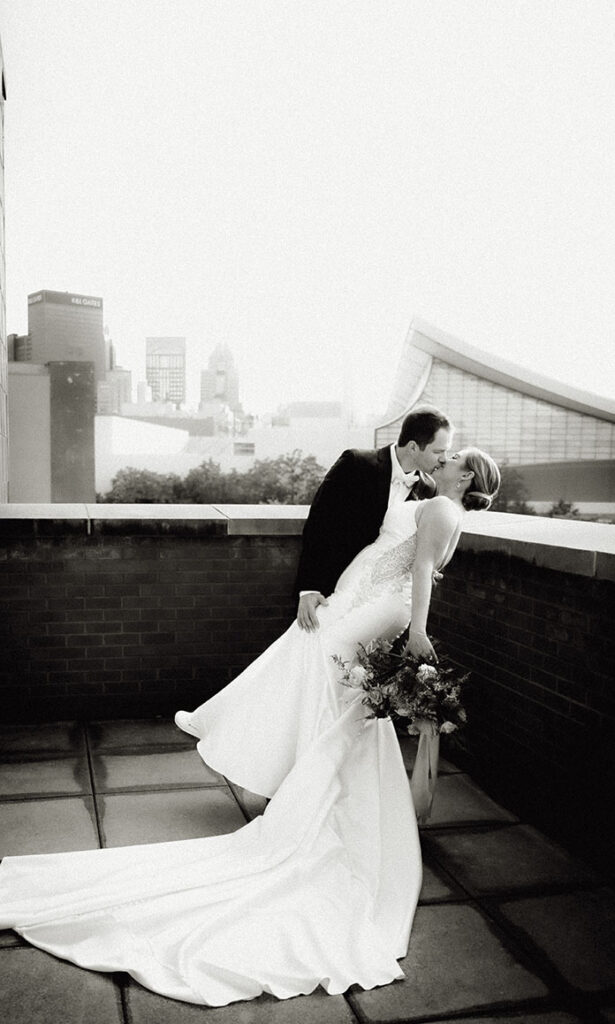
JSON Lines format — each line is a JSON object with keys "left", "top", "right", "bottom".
{"left": 297, "top": 592, "right": 328, "bottom": 632}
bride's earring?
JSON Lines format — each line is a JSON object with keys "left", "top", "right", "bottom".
{"left": 455, "top": 481, "right": 461, "bottom": 490}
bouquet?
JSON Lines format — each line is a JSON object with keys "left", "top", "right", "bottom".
{"left": 332, "top": 635, "right": 468, "bottom": 734}
{"left": 333, "top": 633, "right": 469, "bottom": 823}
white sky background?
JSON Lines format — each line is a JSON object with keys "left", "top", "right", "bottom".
{"left": 1, "top": 0, "right": 614, "bottom": 416}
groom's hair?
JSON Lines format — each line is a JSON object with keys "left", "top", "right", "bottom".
{"left": 397, "top": 405, "right": 451, "bottom": 449}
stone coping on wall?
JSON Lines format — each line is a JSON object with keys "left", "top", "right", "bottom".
{"left": 460, "top": 510, "right": 615, "bottom": 580}
{"left": 1, "top": 503, "right": 614, "bottom": 579}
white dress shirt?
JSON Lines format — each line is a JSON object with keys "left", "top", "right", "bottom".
{"left": 388, "top": 443, "right": 418, "bottom": 506}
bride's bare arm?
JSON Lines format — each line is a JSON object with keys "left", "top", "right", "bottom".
{"left": 405, "top": 498, "right": 461, "bottom": 661}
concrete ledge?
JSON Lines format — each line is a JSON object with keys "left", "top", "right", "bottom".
{"left": 1, "top": 504, "right": 614, "bottom": 579}
{"left": 461, "top": 510, "right": 615, "bottom": 579}
{"left": 211, "top": 504, "right": 307, "bottom": 536}
{"left": 85, "top": 503, "right": 228, "bottom": 537}
{"left": 1, "top": 503, "right": 90, "bottom": 519}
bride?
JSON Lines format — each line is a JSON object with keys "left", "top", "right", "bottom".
{"left": 0, "top": 448, "right": 500, "bottom": 1007}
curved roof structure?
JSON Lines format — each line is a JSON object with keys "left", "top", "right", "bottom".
{"left": 379, "top": 317, "right": 615, "bottom": 431}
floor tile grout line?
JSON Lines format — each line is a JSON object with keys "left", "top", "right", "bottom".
{"left": 0, "top": 791, "right": 94, "bottom": 803}
{"left": 85, "top": 782, "right": 230, "bottom": 796}
{"left": 224, "top": 778, "right": 253, "bottom": 825}
{"left": 342, "top": 991, "right": 362, "bottom": 1023}
{"left": 83, "top": 723, "right": 105, "bottom": 849}
{"left": 0, "top": 781, "right": 233, "bottom": 802}
{"left": 117, "top": 974, "right": 131, "bottom": 1024}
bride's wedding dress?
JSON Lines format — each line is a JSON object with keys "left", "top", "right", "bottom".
{"left": 0, "top": 501, "right": 427, "bottom": 1007}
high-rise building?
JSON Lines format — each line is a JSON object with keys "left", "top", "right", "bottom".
{"left": 0, "top": 41, "right": 7, "bottom": 501}
{"left": 24, "top": 289, "right": 107, "bottom": 382}
{"left": 96, "top": 336, "right": 132, "bottom": 414}
{"left": 146, "top": 337, "right": 186, "bottom": 406}
{"left": 200, "top": 344, "right": 240, "bottom": 412}
{"left": 97, "top": 368, "right": 133, "bottom": 415}
{"left": 8, "top": 360, "right": 96, "bottom": 501}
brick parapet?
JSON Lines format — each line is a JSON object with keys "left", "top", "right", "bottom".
{"left": 1, "top": 507, "right": 302, "bottom": 721}
{"left": 1, "top": 503, "right": 614, "bottom": 868}
{"left": 429, "top": 549, "right": 613, "bottom": 871}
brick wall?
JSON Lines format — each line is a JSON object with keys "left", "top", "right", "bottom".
{"left": 429, "top": 548, "right": 614, "bottom": 872}
{"left": 1, "top": 506, "right": 614, "bottom": 870}
{"left": 0, "top": 514, "right": 300, "bottom": 722}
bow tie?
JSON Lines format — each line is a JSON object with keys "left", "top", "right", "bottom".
{"left": 393, "top": 470, "right": 418, "bottom": 489}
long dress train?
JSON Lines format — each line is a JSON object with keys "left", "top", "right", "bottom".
{"left": 0, "top": 501, "right": 424, "bottom": 1007}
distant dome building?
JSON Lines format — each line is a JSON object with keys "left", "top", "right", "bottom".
{"left": 376, "top": 318, "right": 615, "bottom": 512}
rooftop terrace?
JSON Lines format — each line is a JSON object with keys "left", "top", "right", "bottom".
{"left": 1, "top": 718, "right": 614, "bottom": 1024}
{"left": 1, "top": 504, "right": 614, "bottom": 1021}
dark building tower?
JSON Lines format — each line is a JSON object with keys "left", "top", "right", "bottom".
{"left": 47, "top": 362, "right": 96, "bottom": 501}
{"left": 25, "top": 289, "right": 107, "bottom": 382}
{"left": 146, "top": 337, "right": 186, "bottom": 406}
{"left": 200, "top": 344, "right": 240, "bottom": 411}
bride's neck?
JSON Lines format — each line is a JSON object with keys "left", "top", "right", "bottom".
{"left": 435, "top": 484, "right": 465, "bottom": 507}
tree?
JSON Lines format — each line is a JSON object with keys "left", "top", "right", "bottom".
{"left": 241, "top": 451, "right": 326, "bottom": 504}
{"left": 547, "top": 498, "right": 580, "bottom": 519}
{"left": 97, "top": 451, "right": 327, "bottom": 505}
{"left": 181, "top": 459, "right": 232, "bottom": 504}
{"left": 490, "top": 464, "right": 536, "bottom": 515}
{"left": 101, "top": 468, "right": 184, "bottom": 503}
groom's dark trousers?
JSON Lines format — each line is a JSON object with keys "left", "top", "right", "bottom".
{"left": 295, "top": 446, "right": 435, "bottom": 599}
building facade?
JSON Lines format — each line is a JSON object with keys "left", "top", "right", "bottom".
{"left": 377, "top": 318, "right": 615, "bottom": 459}
{"left": 0, "top": 43, "right": 7, "bottom": 501}
{"left": 8, "top": 360, "right": 96, "bottom": 502}
{"left": 146, "top": 337, "right": 186, "bottom": 406}
{"left": 200, "top": 343, "right": 240, "bottom": 411}
{"left": 97, "top": 367, "right": 132, "bottom": 415}
{"left": 23, "top": 290, "right": 107, "bottom": 382}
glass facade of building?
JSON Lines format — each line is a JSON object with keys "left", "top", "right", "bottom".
{"left": 146, "top": 337, "right": 186, "bottom": 405}
{"left": 376, "top": 323, "right": 615, "bottom": 467}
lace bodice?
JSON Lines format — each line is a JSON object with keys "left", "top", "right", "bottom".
{"left": 335, "top": 501, "right": 420, "bottom": 609}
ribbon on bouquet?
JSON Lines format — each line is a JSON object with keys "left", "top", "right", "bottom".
{"left": 409, "top": 719, "right": 440, "bottom": 824}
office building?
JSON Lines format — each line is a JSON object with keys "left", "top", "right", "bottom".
{"left": 24, "top": 289, "right": 107, "bottom": 382}
{"left": 146, "top": 337, "right": 186, "bottom": 406}
{"left": 97, "top": 367, "right": 132, "bottom": 415}
{"left": 200, "top": 344, "right": 240, "bottom": 411}
{"left": 9, "top": 360, "right": 96, "bottom": 501}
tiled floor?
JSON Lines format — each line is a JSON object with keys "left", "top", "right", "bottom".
{"left": 0, "top": 719, "right": 614, "bottom": 1024}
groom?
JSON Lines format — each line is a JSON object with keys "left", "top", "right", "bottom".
{"left": 296, "top": 405, "right": 453, "bottom": 631}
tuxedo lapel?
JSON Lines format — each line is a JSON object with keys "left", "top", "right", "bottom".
{"left": 376, "top": 446, "right": 392, "bottom": 516}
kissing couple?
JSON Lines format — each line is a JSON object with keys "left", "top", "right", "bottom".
{"left": 1, "top": 405, "right": 500, "bottom": 1007}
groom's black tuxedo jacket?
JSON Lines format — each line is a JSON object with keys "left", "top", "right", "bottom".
{"left": 295, "top": 446, "right": 436, "bottom": 599}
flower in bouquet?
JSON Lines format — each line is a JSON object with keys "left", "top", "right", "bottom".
{"left": 333, "top": 634, "right": 468, "bottom": 736}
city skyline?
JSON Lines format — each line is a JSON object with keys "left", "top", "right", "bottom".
{"left": 1, "top": 1, "right": 614, "bottom": 417}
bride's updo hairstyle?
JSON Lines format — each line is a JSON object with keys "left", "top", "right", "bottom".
{"left": 462, "top": 448, "right": 501, "bottom": 511}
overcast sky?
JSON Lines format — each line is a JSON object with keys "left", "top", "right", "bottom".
{"left": 1, "top": 0, "right": 614, "bottom": 415}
